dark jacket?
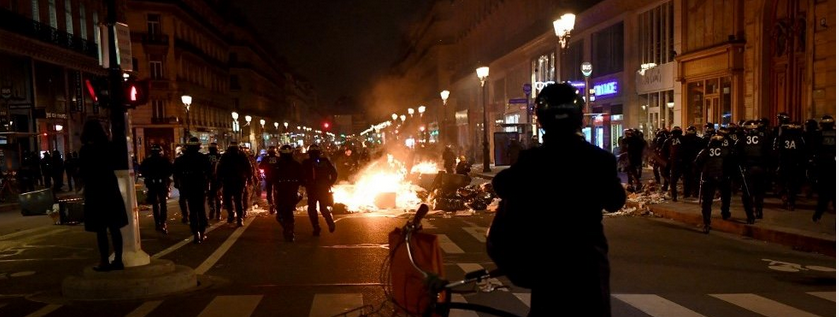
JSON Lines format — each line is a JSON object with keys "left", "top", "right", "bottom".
{"left": 301, "top": 156, "right": 337, "bottom": 191}
{"left": 80, "top": 141, "right": 128, "bottom": 232}
{"left": 173, "top": 149, "right": 211, "bottom": 196}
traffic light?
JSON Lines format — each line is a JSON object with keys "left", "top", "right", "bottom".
{"left": 84, "top": 77, "right": 110, "bottom": 105}
{"left": 323, "top": 122, "right": 330, "bottom": 130}
{"left": 124, "top": 78, "right": 150, "bottom": 108}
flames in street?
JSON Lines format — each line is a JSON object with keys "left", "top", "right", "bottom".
{"left": 332, "top": 154, "right": 438, "bottom": 212}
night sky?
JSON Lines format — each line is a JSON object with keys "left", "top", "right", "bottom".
{"left": 233, "top": 1, "right": 430, "bottom": 115}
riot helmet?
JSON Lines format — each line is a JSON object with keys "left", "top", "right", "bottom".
{"left": 308, "top": 144, "right": 322, "bottom": 158}
{"left": 758, "top": 118, "right": 770, "bottom": 131}
{"left": 227, "top": 141, "right": 239, "bottom": 153}
{"left": 208, "top": 142, "right": 218, "bottom": 154}
{"left": 534, "top": 83, "right": 584, "bottom": 135}
{"left": 777, "top": 112, "right": 791, "bottom": 125}
{"left": 686, "top": 125, "right": 697, "bottom": 135}
{"left": 671, "top": 126, "right": 683, "bottom": 136}
{"left": 820, "top": 115, "right": 835, "bottom": 130}
{"left": 703, "top": 122, "right": 715, "bottom": 135}
{"left": 150, "top": 144, "right": 163, "bottom": 156}
{"left": 185, "top": 137, "right": 201, "bottom": 152}
{"left": 279, "top": 144, "right": 293, "bottom": 158}
{"left": 267, "top": 145, "right": 277, "bottom": 155}
{"left": 709, "top": 134, "right": 725, "bottom": 147}
{"left": 805, "top": 119, "right": 819, "bottom": 132}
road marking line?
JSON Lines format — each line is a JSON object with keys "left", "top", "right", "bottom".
{"left": 461, "top": 226, "right": 486, "bottom": 243}
{"left": 449, "top": 294, "right": 479, "bottom": 317}
{"left": 309, "top": 293, "right": 364, "bottom": 317}
{"left": 0, "top": 226, "right": 62, "bottom": 241}
{"left": 0, "top": 228, "right": 70, "bottom": 251}
{"left": 421, "top": 218, "right": 436, "bottom": 229}
{"left": 807, "top": 291, "right": 835, "bottom": 302}
{"left": 124, "top": 300, "right": 162, "bottom": 317}
{"left": 613, "top": 294, "right": 706, "bottom": 317}
{"left": 456, "top": 263, "right": 507, "bottom": 292}
{"left": 152, "top": 221, "right": 226, "bottom": 259}
{"left": 24, "top": 304, "right": 61, "bottom": 317}
{"left": 194, "top": 217, "right": 255, "bottom": 275}
{"left": 437, "top": 234, "right": 464, "bottom": 254}
{"left": 513, "top": 293, "right": 531, "bottom": 307}
{"left": 711, "top": 293, "right": 821, "bottom": 317}
{"left": 197, "top": 295, "right": 262, "bottom": 317}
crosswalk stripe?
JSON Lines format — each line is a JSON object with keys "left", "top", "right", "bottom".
{"left": 309, "top": 293, "right": 364, "bottom": 317}
{"left": 513, "top": 293, "right": 531, "bottom": 307}
{"left": 437, "top": 234, "right": 464, "bottom": 254}
{"left": 24, "top": 304, "right": 61, "bottom": 317}
{"left": 613, "top": 294, "right": 706, "bottom": 317}
{"left": 449, "top": 294, "right": 480, "bottom": 317}
{"left": 461, "top": 226, "right": 486, "bottom": 243}
{"left": 197, "top": 295, "right": 262, "bottom": 317}
{"left": 125, "top": 300, "right": 162, "bottom": 317}
{"left": 153, "top": 221, "right": 226, "bottom": 259}
{"left": 807, "top": 291, "right": 836, "bottom": 302}
{"left": 456, "top": 263, "right": 508, "bottom": 292}
{"left": 421, "top": 218, "right": 436, "bottom": 229}
{"left": 195, "top": 217, "right": 255, "bottom": 275}
{"left": 711, "top": 293, "right": 821, "bottom": 317}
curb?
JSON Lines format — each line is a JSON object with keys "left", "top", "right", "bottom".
{"left": 627, "top": 201, "right": 835, "bottom": 257}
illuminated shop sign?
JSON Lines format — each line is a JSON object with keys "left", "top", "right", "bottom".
{"left": 593, "top": 81, "right": 618, "bottom": 97}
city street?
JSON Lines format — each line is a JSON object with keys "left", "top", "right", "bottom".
{"left": 0, "top": 191, "right": 833, "bottom": 317}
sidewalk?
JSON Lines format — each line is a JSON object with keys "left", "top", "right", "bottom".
{"left": 473, "top": 165, "right": 836, "bottom": 257}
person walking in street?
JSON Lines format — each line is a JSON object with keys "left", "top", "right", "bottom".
{"left": 301, "top": 144, "right": 337, "bottom": 236}
{"left": 274, "top": 145, "right": 303, "bottom": 242}
{"left": 662, "top": 126, "right": 687, "bottom": 201}
{"left": 442, "top": 145, "right": 456, "bottom": 174}
{"left": 488, "top": 83, "right": 625, "bottom": 317}
{"left": 217, "top": 142, "right": 251, "bottom": 227}
{"left": 174, "top": 137, "right": 212, "bottom": 243}
{"left": 79, "top": 119, "right": 128, "bottom": 272}
{"left": 173, "top": 148, "right": 190, "bottom": 224}
{"left": 51, "top": 150, "right": 64, "bottom": 192}
{"left": 206, "top": 143, "right": 222, "bottom": 220}
{"left": 64, "top": 151, "right": 77, "bottom": 192}
{"left": 774, "top": 121, "right": 806, "bottom": 210}
{"left": 140, "top": 144, "right": 174, "bottom": 234}
{"left": 259, "top": 146, "right": 280, "bottom": 215}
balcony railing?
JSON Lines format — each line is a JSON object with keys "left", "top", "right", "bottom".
{"left": 142, "top": 33, "right": 169, "bottom": 46}
{"left": 0, "top": 8, "right": 98, "bottom": 58}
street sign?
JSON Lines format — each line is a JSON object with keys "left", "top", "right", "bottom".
{"left": 99, "top": 23, "right": 133, "bottom": 71}
{"left": 581, "top": 62, "right": 593, "bottom": 77}
{"left": 523, "top": 83, "right": 532, "bottom": 95}
{"left": 509, "top": 98, "right": 528, "bottom": 104}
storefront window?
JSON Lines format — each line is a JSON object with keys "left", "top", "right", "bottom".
{"left": 721, "top": 77, "right": 732, "bottom": 125}
{"left": 687, "top": 77, "right": 732, "bottom": 126}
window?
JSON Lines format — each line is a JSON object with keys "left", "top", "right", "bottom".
{"left": 560, "top": 41, "right": 584, "bottom": 82}
{"left": 149, "top": 60, "right": 163, "bottom": 79}
{"left": 152, "top": 100, "right": 165, "bottom": 121}
{"left": 229, "top": 75, "right": 240, "bottom": 90}
{"left": 147, "top": 14, "right": 160, "bottom": 35}
{"left": 31, "top": 0, "right": 39, "bottom": 22}
{"left": 78, "top": 3, "right": 86, "bottom": 39}
{"left": 48, "top": 0, "right": 57, "bottom": 28}
{"left": 593, "top": 22, "right": 624, "bottom": 77}
{"left": 638, "top": 1, "right": 674, "bottom": 65}
{"left": 64, "top": 0, "right": 72, "bottom": 35}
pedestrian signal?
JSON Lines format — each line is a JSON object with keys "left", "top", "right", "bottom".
{"left": 124, "top": 79, "right": 150, "bottom": 108}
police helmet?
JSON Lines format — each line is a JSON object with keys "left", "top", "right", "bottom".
{"left": 820, "top": 115, "right": 835, "bottom": 129}
{"left": 671, "top": 126, "right": 683, "bottom": 136}
{"left": 777, "top": 112, "right": 791, "bottom": 124}
{"left": 279, "top": 144, "right": 293, "bottom": 154}
{"left": 534, "top": 83, "right": 584, "bottom": 133}
{"left": 150, "top": 144, "right": 163, "bottom": 155}
{"left": 743, "top": 120, "right": 759, "bottom": 130}
{"left": 267, "top": 145, "right": 277, "bottom": 155}
{"left": 187, "top": 137, "right": 200, "bottom": 146}
{"left": 718, "top": 125, "right": 731, "bottom": 135}
{"left": 686, "top": 125, "right": 697, "bottom": 134}
{"left": 709, "top": 134, "right": 725, "bottom": 146}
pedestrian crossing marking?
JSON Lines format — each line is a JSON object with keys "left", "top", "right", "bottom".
{"left": 196, "top": 295, "right": 262, "bottom": 317}
{"left": 24, "top": 304, "right": 61, "bottom": 317}
{"left": 456, "top": 263, "right": 507, "bottom": 292}
{"left": 449, "top": 294, "right": 480, "bottom": 317}
{"left": 125, "top": 300, "right": 162, "bottom": 317}
{"left": 421, "top": 218, "right": 436, "bottom": 229}
{"left": 613, "top": 294, "right": 707, "bottom": 317}
{"left": 807, "top": 291, "right": 835, "bottom": 302}
{"left": 153, "top": 221, "right": 226, "bottom": 259}
{"left": 460, "top": 221, "right": 487, "bottom": 243}
{"left": 513, "top": 293, "right": 531, "bottom": 307}
{"left": 195, "top": 217, "right": 255, "bottom": 275}
{"left": 711, "top": 293, "right": 821, "bottom": 317}
{"left": 309, "top": 293, "right": 364, "bottom": 317}
{"left": 437, "top": 234, "right": 464, "bottom": 254}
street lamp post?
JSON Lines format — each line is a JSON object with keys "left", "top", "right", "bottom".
{"left": 244, "top": 115, "right": 252, "bottom": 147}
{"left": 181, "top": 95, "right": 192, "bottom": 143}
{"left": 476, "top": 66, "right": 490, "bottom": 173}
{"left": 440, "top": 90, "right": 449, "bottom": 144}
{"left": 259, "top": 119, "right": 266, "bottom": 149}
{"left": 54, "top": 124, "right": 63, "bottom": 150}
{"left": 418, "top": 105, "right": 426, "bottom": 143}
{"left": 231, "top": 111, "right": 239, "bottom": 144}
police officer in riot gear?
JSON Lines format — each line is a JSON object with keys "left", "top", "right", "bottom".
{"left": 696, "top": 134, "right": 737, "bottom": 233}
{"left": 206, "top": 143, "right": 222, "bottom": 220}
{"left": 662, "top": 126, "right": 687, "bottom": 201}
{"left": 140, "top": 144, "right": 173, "bottom": 233}
{"left": 259, "top": 146, "right": 280, "bottom": 215}
{"left": 302, "top": 144, "right": 337, "bottom": 236}
{"left": 803, "top": 118, "right": 821, "bottom": 198}
{"left": 490, "top": 82, "right": 625, "bottom": 316}
{"left": 651, "top": 128, "right": 669, "bottom": 186}
{"left": 740, "top": 120, "right": 770, "bottom": 220}
{"left": 217, "top": 142, "right": 252, "bottom": 227}
{"left": 702, "top": 122, "right": 716, "bottom": 146}
{"left": 174, "top": 137, "right": 212, "bottom": 243}
{"left": 683, "top": 125, "right": 703, "bottom": 198}
{"left": 774, "top": 121, "right": 806, "bottom": 210}
{"left": 813, "top": 115, "right": 835, "bottom": 222}
{"left": 274, "top": 145, "right": 303, "bottom": 242}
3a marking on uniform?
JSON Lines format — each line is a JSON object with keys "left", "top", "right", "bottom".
{"left": 711, "top": 293, "right": 821, "bottom": 317}
{"left": 513, "top": 293, "right": 531, "bottom": 307}
{"left": 806, "top": 291, "right": 835, "bottom": 302}
{"left": 613, "top": 294, "right": 706, "bottom": 317}
{"left": 457, "top": 263, "right": 507, "bottom": 292}
{"left": 196, "top": 295, "right": 262, "bottom": 317}
{"left": 124, "top": 300, "right": 162, "bottom": 317}
{"left": 437, "top": 234, "right": 464, "bottom": 254}
{"left": 449, "top": 294, "right": 480, "bottom": 317}
{"left": 24, "top": 304, "right": 61, "bottom": 317}
{"left": 309, "top": 293, "right": 364, "bottom": 317}
{"left": 194, "top": 217, "right": 255, "bottom": 275}
{"left": 152, "top": 221, "right": 226, "bottom": 259}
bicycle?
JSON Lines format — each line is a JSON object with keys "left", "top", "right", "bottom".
{"left": 377, "top": 203, "right": 519, "bottom": 317}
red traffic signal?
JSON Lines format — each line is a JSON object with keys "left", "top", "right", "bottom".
{"left": 124, "top": 79, "right": 150, "bottom": 107}
{"left": 323, "top": 122, "right": 330, "bottom": 129}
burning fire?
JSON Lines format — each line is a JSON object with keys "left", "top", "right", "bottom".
{"left": 332, "top": 154, "right": 437, "bottom": 211}
{"left": 410, "top": 161, "right": 441, "bottom": 174}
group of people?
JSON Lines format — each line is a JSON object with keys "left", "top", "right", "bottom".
{"left": 16, "top": 149, "right": 80, "bottom": 193}
{"left": 139, "top": 139, "right": 340, "bottom": 244}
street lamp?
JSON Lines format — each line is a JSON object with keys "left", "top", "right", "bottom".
{"left": 440, "top": 90, "right": 450, "bottom": 144}
{"left": 244, "top": 115, "right": 252, "bottom": 146}
{"left": 399, "top": 114, "right": 406, "bottom": 123}
{"left": 54, "top": 124, "right": 63, "bottom": 150}
{"left": 231, "top": 111, "right": 239, "bottom": 143}
{"left": 476, "top": 66, "right": 490, "bottom": 173}
{"left": 259, "top": 119, "right": 266, "bottom": 149}
{"left": 553, "top": 13, "right": 576, "bottom": 49}
{"left": 418, "top": 105, "right": 427, "bottom": 142}
{"left": 408, "top": 108, "right": 415, "bottom": 117}
{"left": 418, "top": 105, "right": 425, "bottom": 117}
{"left": 391, "top": 113, "right": 398, "bottom": 121}
{"left": 181, "top": 94, "right": 192, "bottom": 143}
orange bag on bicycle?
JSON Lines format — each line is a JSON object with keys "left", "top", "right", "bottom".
{"left": 388, "top": 227, "right": 446, "bottom": 315}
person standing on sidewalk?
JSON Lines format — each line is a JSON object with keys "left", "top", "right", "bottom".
{"left": 695, "top": 134, "right": 739, "bottom": 233}
{"left": 489, "top": 83, "right": 625, "bottom": 317}
{"left": 740, "top": 120, "right": 771, "bottom": 220}
{"left": 174, "top": 137, "right": 212, "bottom": 243}
{"left": 812, "top": 115, "right": 835, "bottom": 222}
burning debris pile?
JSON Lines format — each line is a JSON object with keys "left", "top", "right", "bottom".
{"left": 430, "top": 183, "right": 497, "bottom": 212}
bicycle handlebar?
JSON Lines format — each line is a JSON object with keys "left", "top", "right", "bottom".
{"left": 411, "top": 203, "right": 430, "bottom": 227}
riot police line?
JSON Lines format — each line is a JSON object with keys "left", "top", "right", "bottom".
{"left": 621, "top": 113, "right": 835, "bottom": 233}
{"left": 138, "top": 139, "right": 340, "bottom": 243}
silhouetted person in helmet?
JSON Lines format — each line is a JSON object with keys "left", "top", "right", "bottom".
{"left": 774, "top": 121, "right": 805, "bottom": 210}
{"left": 259, "top": 146, "right": 280, "bottom": 215}
{"left": 274, "top": 145, "right": 303, "bottom": 242}
{"left": 174, "top": 137, "right": 211, "bottom": 243}
{"left": 803, "top": 118, "right": 820, "bottom": 198}
{"left": 141, "top": 144, "right": 174, "bottom": 234}
{"left": 206, "top": 143, "right": 223, "bottom": 220}
{"left": 683, "top": 125, "right": 702, "bottom": 198}
{"left": 301, "top": 144, "right": 337, "bottom": 236}
{"left": 740, "top": 120, "right": 771, "bottom": 220}
{"left": 217, "top": 142, "right": 252, "bottom": 226}
{"left": 489, "top": 83, "right": 625, "bottom": 317}
{"left": 662, "top": 126, "right": 688, "bottom": 201}
{"left": 442, "top": 145, "right": 456, "bottom": 173}
{"left": 695, "top": 133, "right": 738, "bottom": 233}
{"left": 813, "top": 115, "right": 835, "bottom": 222}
